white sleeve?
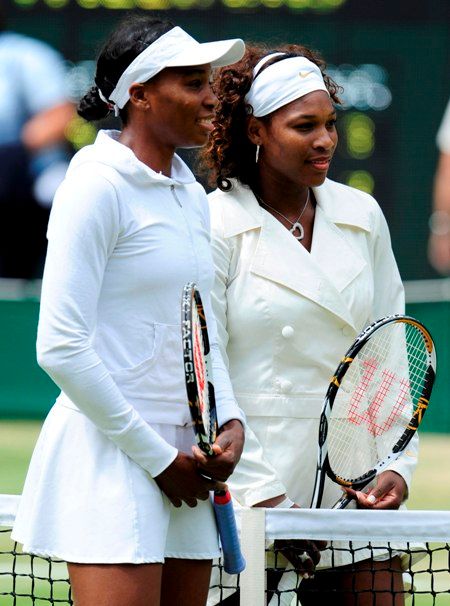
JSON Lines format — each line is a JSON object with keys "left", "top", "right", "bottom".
{"left": 209, "top": 201, "right": 287, "bottom": 505}
{"left": 37, "top": 172, "right": 178, "bottom": 477}
{"left": 204, "top": 295, "right": 246, "bottom": 429}
{"left": 199, "top": 191, "right": 245, "bottom": 429}
{"left": 371, "top": 204, "right": 418, "bottom": 494}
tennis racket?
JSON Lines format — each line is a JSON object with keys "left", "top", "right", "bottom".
{"left": 310, "top": 314, "right": 436, "bottom": 510}
{"left": 182, "top": 282, "right": 245, "bottom": 575}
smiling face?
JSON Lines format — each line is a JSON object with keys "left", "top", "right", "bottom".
{"left": 140, "top": 64, "right": 217, "bottom": 149}
{"left": 249, "top": 90, "right": 338, "bottom": 189}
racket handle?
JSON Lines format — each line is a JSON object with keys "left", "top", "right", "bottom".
{"left": 333, "top": 494, "right": 353, "bottom": 509}
{"left": 213, "top": 490, "right": 246, "bottom": 575}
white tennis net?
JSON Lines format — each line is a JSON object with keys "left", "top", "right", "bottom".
{"left": 1, "top": 495, "right": 450, "bottom": 605}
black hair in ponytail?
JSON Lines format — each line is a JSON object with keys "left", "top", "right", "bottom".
{"left": 78, "top": 14, "right": 174, "bottom": 123}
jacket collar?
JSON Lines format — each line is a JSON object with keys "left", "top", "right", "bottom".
{"left": 218, "top": 179, "right": 371, "bottom": 329}
{"left": 221, "top": 178, "right": 373, "bottom": 238}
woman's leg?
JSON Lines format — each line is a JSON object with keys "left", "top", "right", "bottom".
{"left": 68, "top": 562, "right": 162, "bottom": 606}
{"left": 347, "top": 556, "right": 405, "bottom": 606}
{"left": 298, "top": 556, "right": 405, "bottom": 606}
{"left": 160, "top": 558, "right": 212, "bottom": 606}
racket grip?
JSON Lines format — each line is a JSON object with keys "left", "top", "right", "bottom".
{"left": 333, "top": 494, "right": 353, "bottom": 509}
{"left": 213, "top": 490, "right": 246, "bottom": 575}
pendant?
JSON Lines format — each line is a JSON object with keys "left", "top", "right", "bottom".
{"left": 290, "top": 222, "right": 304, "bottom": 241}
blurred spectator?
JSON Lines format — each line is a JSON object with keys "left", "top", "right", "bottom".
{"left": 428, "top": 98, "right": 450, "bottom": 275}
{"left": 0, "top": 6, "right": 74, "bottom": 279}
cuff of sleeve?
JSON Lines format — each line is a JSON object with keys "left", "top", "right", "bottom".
{"left": 242, "top": 482, "right": 288, "bottom": 507}
{"left": 217, "top": 404, "right": 246, "bottom": 429}
{"left": 106, "top": 414, "right": 179, "bottom": 478}
{"left": 384, "top": 463, "right": 413, "bottom": 500}
{"left": 148, "top": 445, "right": 179, "bottom": 478}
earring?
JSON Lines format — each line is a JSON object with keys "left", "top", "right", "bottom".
{"left": 255, "top": 145, "right": 260, "bottom": 163}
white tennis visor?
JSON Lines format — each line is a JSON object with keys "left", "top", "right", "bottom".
{"left": 108, "top": 26, "right": 245, "bottom": 110}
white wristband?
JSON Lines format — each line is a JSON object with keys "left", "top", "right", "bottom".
{"left": 274, "top": 496, "right": 295, "bottom": 509}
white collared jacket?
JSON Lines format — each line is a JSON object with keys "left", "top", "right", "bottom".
{"left": 208, "top": 178, "right": 417, "bottom": 509}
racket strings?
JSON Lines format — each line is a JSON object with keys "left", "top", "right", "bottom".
{"left": 328, "top": 323, "right": 431, "bottom": 481}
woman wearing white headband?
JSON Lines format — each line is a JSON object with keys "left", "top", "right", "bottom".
{"left": 12, "top": 15, "right": 245, "bottom": 606}
{"left": 202, "top": 45, "right": 415, "bottom": 605}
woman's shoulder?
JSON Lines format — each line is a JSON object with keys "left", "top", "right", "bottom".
{"left": 321, "top": 178, "right": 379, "bottom": 206}
{"left": 207, "top": 179, "right": 256, "bottom": 215}
{"left": 318, "top": 178, "right": 383, "bottom": 232}
{"left": 208, "top": 180, "right": 260, "bottom": 237}
{"left": 207, "top": 181, "right": 237, "bottom": 225}
{"left": 51, "top": 161, "right": 121, "bottom": 233}
{"left": 208, "top": 183, "right": 234, "bottom": 206}
{"left": 56, "top": 163, "right": 119, "bottom": 207}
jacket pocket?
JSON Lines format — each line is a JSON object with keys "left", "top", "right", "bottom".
{"left": 110, "top": 323, "right": 164, "bottom": 381}
{"left": 110, "top": 323, "right": 184, "bottom": 404}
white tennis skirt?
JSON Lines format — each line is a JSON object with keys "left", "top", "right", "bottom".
{"left": 12, "top": 402, "right": 220, "bottom": 563}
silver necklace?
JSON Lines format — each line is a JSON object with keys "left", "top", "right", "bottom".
{"left": 257, "top": 189, "right": 310, "bottom": 241}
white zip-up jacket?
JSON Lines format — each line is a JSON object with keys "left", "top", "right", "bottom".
{"left": 37, "top": 130, "right": 244, "bottom": 478}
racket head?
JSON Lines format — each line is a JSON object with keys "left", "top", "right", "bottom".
{"left": 320, "top": 314, "right": 436, "bottom": 491}
{"left": 182, "top": 282, "right": 218, "bottom": 456}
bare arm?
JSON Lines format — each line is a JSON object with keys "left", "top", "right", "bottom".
{"left": 428, "top": 152, "right": 450, "bottom": 274}
{"left": 21, "top": 102, "right": 75, "bottom": 152}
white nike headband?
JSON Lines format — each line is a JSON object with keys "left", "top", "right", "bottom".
{"left": 245, "top": 54, "right": 329, "bottom": 118}
{"left": 101, "top": 26, "right": 245, "bottom": 112}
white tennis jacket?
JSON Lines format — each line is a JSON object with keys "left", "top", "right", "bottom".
{"left": 36, "top": 130, "right": 244, "bottom": 479}
{"left": 208, "top": 178, "right": 418, "bottom": 509}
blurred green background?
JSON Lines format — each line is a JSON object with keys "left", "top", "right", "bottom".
{"left": 5, "top": 0, "right": 450, "bottom": 280}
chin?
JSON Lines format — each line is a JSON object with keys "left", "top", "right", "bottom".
{"left": 178, "top": 137, "right": 208, "bottom": 150}
{"left": 310, "top": 173, "right": 329, "bottom": 187}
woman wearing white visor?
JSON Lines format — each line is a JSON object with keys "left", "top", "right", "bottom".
{"left": 202, "top": 44, "right": 413, "bottom": 605}
{"left": 12, "top": 15, "right": 245, "bottom": 606}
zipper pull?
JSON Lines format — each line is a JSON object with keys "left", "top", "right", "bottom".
{"left": 170, "top": 184, "right": 182, "bottom": 207}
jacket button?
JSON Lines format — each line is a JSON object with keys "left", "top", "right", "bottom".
{"left": 282, "top": 325, "right": 295, "bottom": 339}
{"left": 280, "top": 379, "right": 293, "bottom": 393}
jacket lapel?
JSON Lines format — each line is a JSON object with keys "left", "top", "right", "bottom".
{"left": 222, "top": 180, "right": 370, "bottom": 330}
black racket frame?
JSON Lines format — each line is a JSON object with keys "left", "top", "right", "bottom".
{"left": 181, "top": 282, "right": 218, "bottom": 456}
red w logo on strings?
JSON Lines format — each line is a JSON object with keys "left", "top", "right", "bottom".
{"left": 348, "top": 358, "right": 410, "bottom": 436}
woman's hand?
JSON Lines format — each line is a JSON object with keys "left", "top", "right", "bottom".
{"left": 154, "top": 452, "right": 225, "bottom": 508}
{"left": 273, "top": 538, "right": 326, "bottom": 578}
{"left": 192, "top": 419, "right": 245, "bottom": 482}
{"left": 344, "top": 470, "right": 407, "bottom": 509}
{"left": 255, "top": 495, "right": 327, "bottom": 577}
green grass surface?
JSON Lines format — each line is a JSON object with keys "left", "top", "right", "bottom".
{"left": 0, "top": 421, "right": 42, "bottom": 494}
{"left": 0, "top": 422, "right": 449, "bottom": 605}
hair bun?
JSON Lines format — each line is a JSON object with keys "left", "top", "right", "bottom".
{"left": 77, "top": 86, "right": 111, "bottom": 122}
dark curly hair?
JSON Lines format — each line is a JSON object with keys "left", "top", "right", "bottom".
{"left": 200, "top": 43, "right": 341, "bottom": 191}
{"left": 78, "top": 14, "right": 174, "bottom": 123}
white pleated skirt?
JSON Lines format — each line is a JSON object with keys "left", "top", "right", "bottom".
{"left": 12, "top": 402, "right": 220, "bottom": 563}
